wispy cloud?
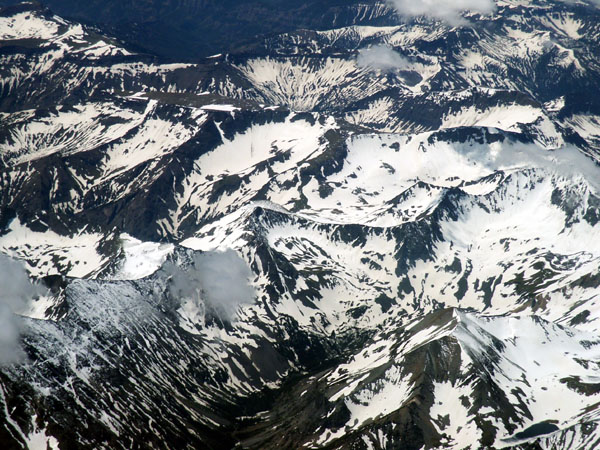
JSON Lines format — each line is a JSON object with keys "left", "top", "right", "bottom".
{"left": 387, "top": 0, "right": 496, "bottom": 25}
{"left": 357, "top": 45, "right": 411, "bottom": 72}
{"left": 0, "top": 255, "right": 47, "bottom": 364}
{"left": 166, "top": 250, "right": 256, "bottom": 322}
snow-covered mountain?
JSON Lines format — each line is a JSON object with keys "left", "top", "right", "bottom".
{"left": 1, "top": 1, "right": 600, "bottom": 449}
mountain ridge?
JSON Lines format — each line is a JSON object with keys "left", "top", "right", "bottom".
{"left": 1, "top": 1, "right": 600, "bottom": 448}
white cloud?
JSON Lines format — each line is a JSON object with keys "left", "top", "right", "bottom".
{"left": 357, "top": 45, "right": 411, "bottom": 72}
{"left": 166, "top": 249, "right": 256, "bottom": 322}
{"left": 0, "top": 255, "right": 47, "bottom": 364}
{"left": 388, "top": 0, "right": 496, "bottom": 24}
{"left": 193, "top": 250, "right": 256, "bottom": 320}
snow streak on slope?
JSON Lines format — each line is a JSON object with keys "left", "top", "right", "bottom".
{"left": 243, "top": 309, "right": 600, "bottom": 449}
{"left": 178, "top": 129, "right": 600, "bottom": 340}
{"left": 0, "top": 97, "right": 210, "bottom": 277}
{"left": 298, "top": 130, "right": 596, "bottom": 225}
{"left": 454, "top": 312, "right": 600, "bottom": 447}
{"left": 156, "top": 113, "right": 338, "bottom": 238}
{"left": 0, "top": 217, "right": 111, "bottom": 278}
{"left": 236, "top": 57, "right": 375, "bottom": 112}
{"left": 0, "top": 100, "right": 206, "bottom": 166}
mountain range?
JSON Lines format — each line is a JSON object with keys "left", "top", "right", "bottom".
{"left": 1, "top": 0, "right": 600, "bottom": 448}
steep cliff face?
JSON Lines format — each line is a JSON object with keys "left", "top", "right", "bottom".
{"left": 1, "top": 1, "right": 600, "bottom": 448}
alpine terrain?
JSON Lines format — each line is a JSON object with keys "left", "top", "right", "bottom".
{"left": 1, "top": 0, "right": 600, "bottom": 448}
